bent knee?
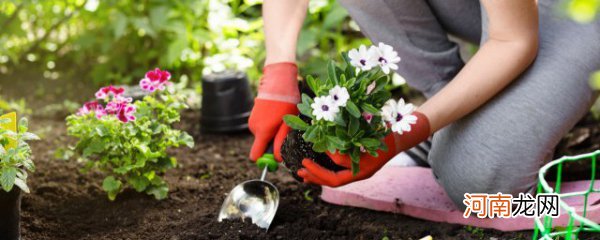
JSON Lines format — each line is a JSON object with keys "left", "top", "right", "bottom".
{"left": 434, "top": 168, "right": 537, "bottom": 211}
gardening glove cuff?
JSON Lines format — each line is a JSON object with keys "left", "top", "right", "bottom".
{"left": 256, "top": 62, "right": 300, "bottom": 104}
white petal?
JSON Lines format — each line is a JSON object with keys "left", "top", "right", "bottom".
{"left": 381, "top": 66, "right": 390, "bottom": 74}
{"left": 399, "top": 103, "right": 415, "bottom": 115}
{"left": 399, "top": 123, "right": 411, "bottom": 134}
{"left": 405, "top": 114, "right": 418, "bottom": 124}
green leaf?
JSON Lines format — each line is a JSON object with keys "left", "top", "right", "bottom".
{"left": 327, "top": 60, "right": 339, "bottom": 85}
{"left": 306, "top": 75, "right": 319, "bottom": 94}
{"left": 83, "top": 138, "right": 105, "bottom": 157}
{"left": 148, "top": 185, "right": 169, "bottom": 200}
{"left": 361, "top": 103, "right": 379, "bottom": 115}
{"left": 102, "top": 176, "right": 121, "bottom": 192}
{"left": 333, "top": 113, "right": 346, "bottom": 127}
{"left": 360, "top": 138, "right": 381, "bottom": 148}
{"left": 102, "top": 176, "right": 122, "bottom": 201}
{"left": 18, "top": 117, "right": 28, "bottom": 133}
{"left": 335, "top": 128, "right": 350, "bottom": 141}
{"left": 298, "top": 102, "right": 314, "bottom": 118}
{"left": 283, "top": 115, "right": 309, "bottom": 131}
{"left": 95, "top": 125, "right": 108, "bottom": 137}
{"left": 303, "top": 126, "right": 318, "bottom": 142}
{"left": 327, "top": 136, "right": 345, "bottom": 149}
{"left": 128, "top": 175, "right": 150, "bottom": 192}
{"left": 348, "top": 117, "right": 359, "bottom": 136}
{"left": 346, "top": 101, "right": 361, "bottom": 118}
{"left": 312, "top": 141, "right": 328, "bottom": 153}
{"left": 350, "top": 149, "right": 360, "bottom": 175}
{"left": 179, "top": 132, "right": 195, "bottom": 148}
{"left": 0, "top": 167, "right": 17, "bottom": 192}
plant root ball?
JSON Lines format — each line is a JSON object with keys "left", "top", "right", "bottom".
{"left": 281, "top": 129, "right": 346, "bottom": 182}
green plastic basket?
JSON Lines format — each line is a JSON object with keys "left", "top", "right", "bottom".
{"left": 533, "top": 150, "right": 600, "bottom": 239}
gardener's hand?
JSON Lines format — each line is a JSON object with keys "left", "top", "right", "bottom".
{"left": 249, "top": 62, "right": 300, "bottom": 162}
{"left": 298, "top": 111, "right": 431, "bottom": 187}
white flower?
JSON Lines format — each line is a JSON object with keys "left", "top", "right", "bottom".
{"left": 328, "top": 86, "right": 350, "bottom": 107}
{"left": 372, "top": 43, "right": 401, "bottom": 74}
{"left": 311, "top": 96, "right": 339, "bottom": 122}
{"left": 381, "top": 98, "right": 417, "bottom": 134}
{"left": 348, "top": 45, "right": 377, "bottom": 71}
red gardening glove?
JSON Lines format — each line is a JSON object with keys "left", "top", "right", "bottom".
{"left": 249, "top": 62, "right": 300, "bottom": 162}
{"left": 297, "top": 111, "right": 431, "bottom": 187}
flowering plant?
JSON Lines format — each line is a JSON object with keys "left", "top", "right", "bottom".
{"left": 284, "top": 43, "right": 415, "bottom": 174}
{"left": 0, "top": 114, "right": 39, "bottom": 193}
{"left": 66, "top": 68, "right": 194, "bottom": 200}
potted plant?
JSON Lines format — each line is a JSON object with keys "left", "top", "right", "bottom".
{"left": 0, "top": 112, "right": 39, "bottom": 240}
{"left": 281, "top": 43, "right": 405, "bottom": 177}
{"left": 66, "top": 68, "right": 194, "bottom": 200}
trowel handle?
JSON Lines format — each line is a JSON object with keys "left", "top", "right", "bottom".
{"left": 256, "top": 144, "right": 278, "bottom": 172}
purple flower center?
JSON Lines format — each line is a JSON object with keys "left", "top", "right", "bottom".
{"left": 360, "top": 59, "right": 366, "bottom": 66}
{"left": 379, "top": 57, "right": 387, "bottom": 64}
{"left": 333, "top": 95, "right": 338, "bottom": 101}
{"left": 395, "top": 113, "right": 403, "bottom": 122}
{"left": 321, "top": 105, "right": 329, "bottom": 111}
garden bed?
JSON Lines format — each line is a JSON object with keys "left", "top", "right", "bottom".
{"left": 0, "top": 72, "right": 596, "bottom": 239}
{"left": 16, "top": 112, "right": 541, "bottom": 240}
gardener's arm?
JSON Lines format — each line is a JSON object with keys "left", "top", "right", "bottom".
{"left": 263, "top": 0, "right": 309, "bottom": 64}
{"left": 248, "top": 0, "right": 309, "bottom": 161}
{"left": 419, "top": 0, "right": 539, "bottom": 132}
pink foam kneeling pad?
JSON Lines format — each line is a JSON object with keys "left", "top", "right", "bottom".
{"left": 320, "top": 166, "right": 600, "bottom": 231}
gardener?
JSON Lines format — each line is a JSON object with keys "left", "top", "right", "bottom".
{"left": 248, "top": 0, "right": 600, "bottom": 209}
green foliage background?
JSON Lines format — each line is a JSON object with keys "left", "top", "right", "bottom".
{"left": 0, "top": 0, "right": 368, "bottom": 86}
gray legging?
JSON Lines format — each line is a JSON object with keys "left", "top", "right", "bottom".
{"left": 338, "top": 0, "right": 600, "bottom": 209}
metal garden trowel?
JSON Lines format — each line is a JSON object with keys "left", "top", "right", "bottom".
{"left": 218, "top": 146, "right": 279, "bottom": 230}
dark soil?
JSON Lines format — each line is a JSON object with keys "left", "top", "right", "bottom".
{"left": 281, "top": 129, "right": 345, "bottom": 182}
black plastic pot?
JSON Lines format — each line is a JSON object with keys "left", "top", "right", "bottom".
{"left": 0, "top": 188, "right": 21, "bottom": 240}
{"left": 200, "top": 71, "right": 253, "bottom": 133}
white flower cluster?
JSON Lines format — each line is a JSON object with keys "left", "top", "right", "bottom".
{"left": 348, "top": 43, "right": 401, "bottom": 74}
{"left": 381, "top": 98, "right": 417, "bottom": 134}
{"left": 203, "top": 0, "right": 255, "bottom": 75}
{"left": 311, "top": 86, "right": 350, "bottom": 121}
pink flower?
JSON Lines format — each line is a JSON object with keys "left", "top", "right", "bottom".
{"left": 95, "top": 85, "right": 125, "bottom": 100}
{"left": 362, "top": 112, "right": 373, "bottom": 123}
{"left": 105, "top": 97, "right": 132, "bottom": 114}
{"left": 140, "top": 68, "right": 172, "bottom": 92}
{"left": 77, "top": 101, "right": 107, "bottom": 119}
{"left": 117, "top": 104, "right": 136, "bottom": 123}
